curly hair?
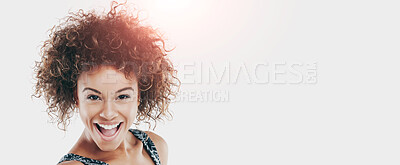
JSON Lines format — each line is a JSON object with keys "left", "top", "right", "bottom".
{"left": 33, "top": 2, "right": 179, "bottom": 131}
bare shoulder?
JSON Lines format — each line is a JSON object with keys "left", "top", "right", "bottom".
{"left": 144, "top": 131, "right": 168, "bottom": 151}
{"left": 58, "top": 161, "right": 84, "bottom": 165}
{"left": 145, "top": 131, "right": 168, "bottom": 165}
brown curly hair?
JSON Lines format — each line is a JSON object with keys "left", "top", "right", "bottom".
{"left": 33, "top": 2, "right": 179, "bottom": 131}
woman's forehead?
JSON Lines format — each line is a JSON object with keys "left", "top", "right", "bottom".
{"left": 78, "top": 66, "right": 137, "bottom": 87}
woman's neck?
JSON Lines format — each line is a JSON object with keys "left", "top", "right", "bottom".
{"left": 70, "top": 128, "right": 138, "bottom": 160}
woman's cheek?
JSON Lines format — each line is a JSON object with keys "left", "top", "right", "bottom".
{"left": 79, "top": 103, "right": 101, "bottom": 118}
{"left": 118, "top": 103, "right": 138, "bottom": 117}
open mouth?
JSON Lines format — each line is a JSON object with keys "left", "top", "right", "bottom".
{"left": 95, "top": 122, "right": 122, "bottom": 138}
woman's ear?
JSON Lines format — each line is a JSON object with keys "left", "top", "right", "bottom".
{"left": 73, "top": 88, "right": 79, "bottom": 107}
{"left": 137, "top": 91, "right": 141, "bottom": 105}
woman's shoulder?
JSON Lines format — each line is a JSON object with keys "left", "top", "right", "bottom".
{"left": 144, "top": 131, "right": 168, "bottom": 150}
{"left": 144, "top": 131, "right": 168, "bottom": 165}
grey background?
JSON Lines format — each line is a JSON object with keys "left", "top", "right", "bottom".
{"left": 0, "top": 0, "right": 399, "bottom": 164}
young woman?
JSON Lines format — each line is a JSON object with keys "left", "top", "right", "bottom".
{"left": 33, "top": 2, "right": 179, "bottom": 165}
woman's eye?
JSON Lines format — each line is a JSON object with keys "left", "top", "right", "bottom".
{"left": 117, "top": 95, "right": 130, "bottom": 100}
{"left": 87, "top": 95, "right": 101, "bottom": 101}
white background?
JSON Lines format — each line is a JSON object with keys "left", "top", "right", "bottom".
{"left": 0, "top": 0, "right": 399, "bottom": 164}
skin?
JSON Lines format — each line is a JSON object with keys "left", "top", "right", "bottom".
{"left": 60, "top": 66, "right": 168, "bottom": 165}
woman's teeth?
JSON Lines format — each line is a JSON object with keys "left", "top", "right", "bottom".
{"left": 97, "top": 123, "right": 120, "bottom": 130}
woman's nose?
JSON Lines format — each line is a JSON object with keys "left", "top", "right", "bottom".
{"left": 99, "top": 100, "right": 118, "bottom": 120}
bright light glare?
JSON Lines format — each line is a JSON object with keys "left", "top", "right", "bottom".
{"left": 154, "top": 0, "right": 192, "bottom": 11}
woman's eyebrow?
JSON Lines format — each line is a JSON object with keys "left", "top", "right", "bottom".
{"left": 116, "top": 87, "right": 134, "bottom": 93}
{"left": 82, "top": 87, "right": 102, "bottom": 94}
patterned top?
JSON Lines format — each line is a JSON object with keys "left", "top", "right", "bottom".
{"left": 58, "top": 129, "right": 161, "bottom": 165}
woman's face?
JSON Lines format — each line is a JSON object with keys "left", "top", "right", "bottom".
{"left": 76, "top": 66, "right": 139, "bottom": 151}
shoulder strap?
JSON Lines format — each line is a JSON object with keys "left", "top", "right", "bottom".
{"left": 129, "top": 129, "right": 162, "bottom": 165}
{"left": 58, "top": 153, "right": 109, "bottom": 165}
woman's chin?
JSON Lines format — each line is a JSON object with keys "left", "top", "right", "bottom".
{"left": 93, "top": 135, "right": 124, "bottom": 151}
{"left": 97, "top": 143, "right": 120, "bottom": 151}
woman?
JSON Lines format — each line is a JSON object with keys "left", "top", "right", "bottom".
{"left": 33, "top": 2, "right": 179, "bottom": 165}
